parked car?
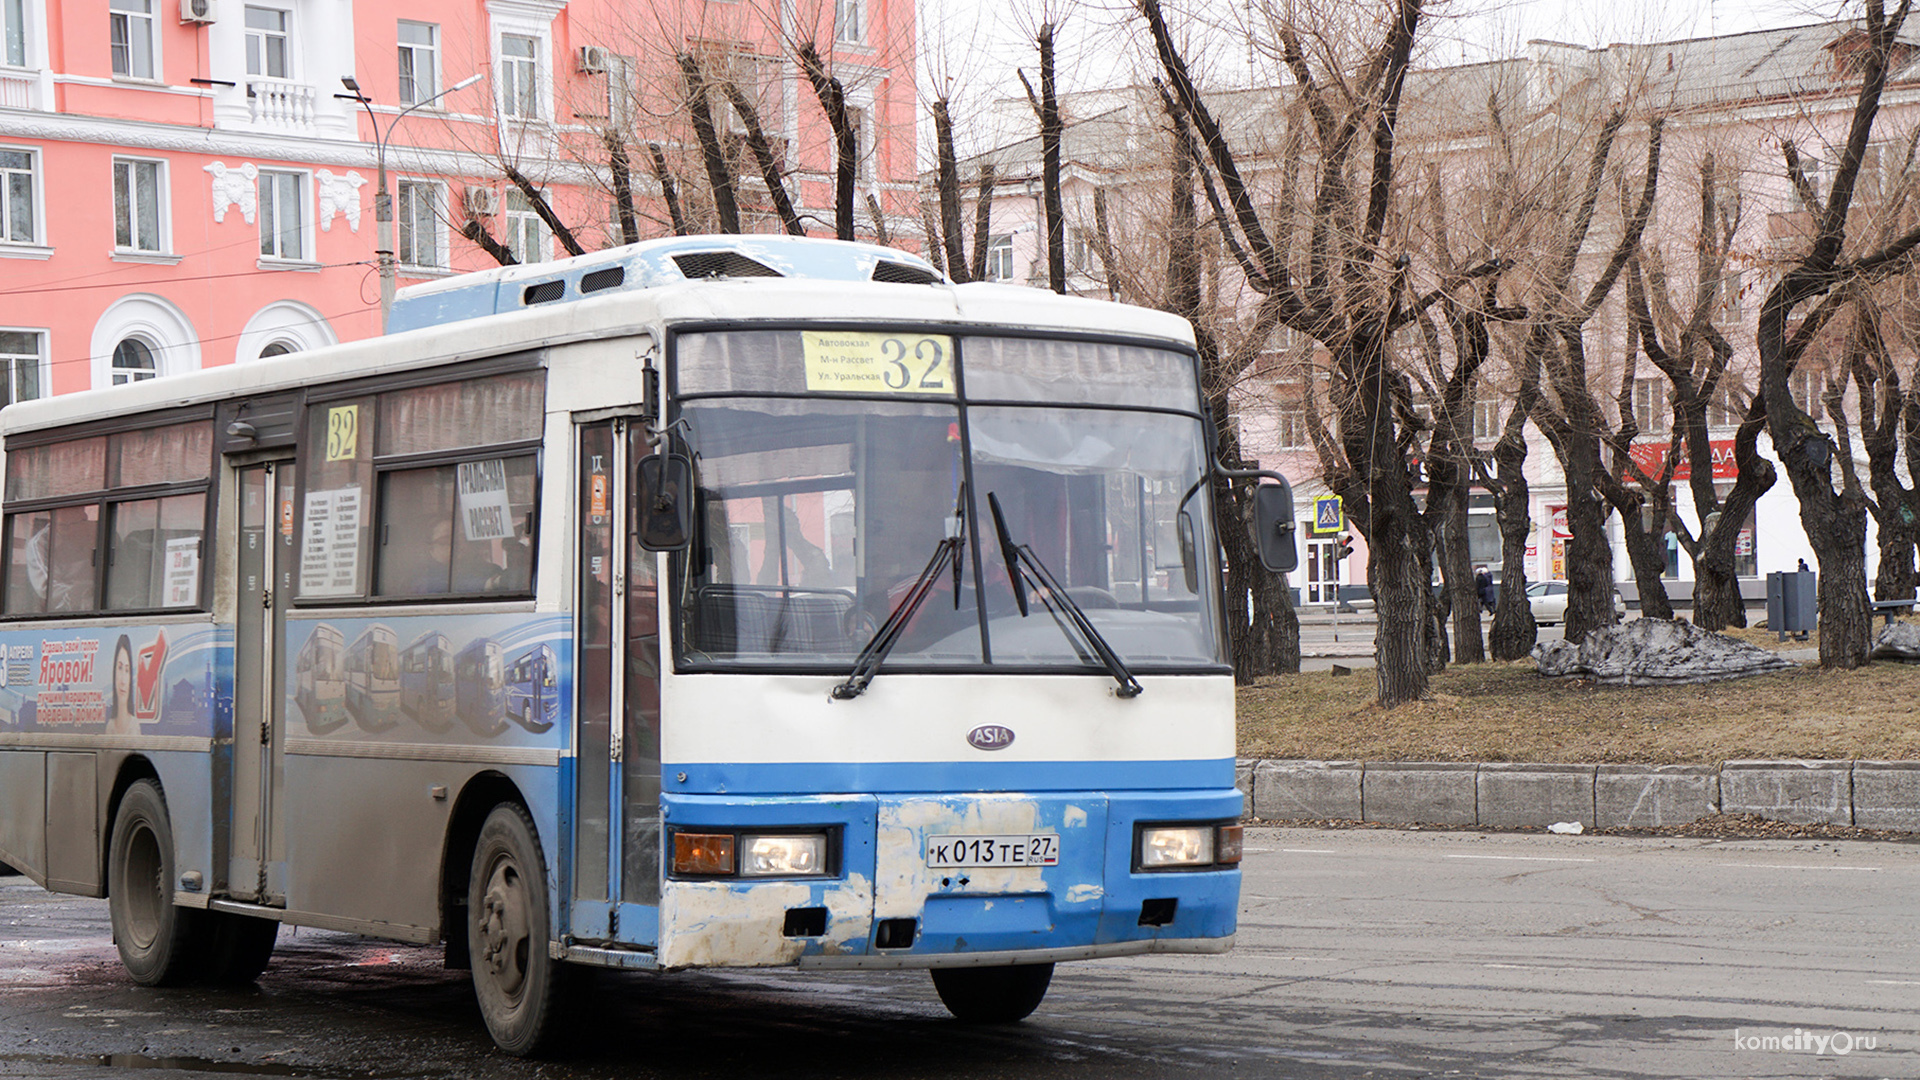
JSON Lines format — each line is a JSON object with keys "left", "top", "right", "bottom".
{"left": 1525, "top": 581, "right": 1626, "bottom": 625}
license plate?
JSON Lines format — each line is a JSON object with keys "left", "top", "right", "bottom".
{"left": 926, "top": 834, "right": 1060, "bottom": 868}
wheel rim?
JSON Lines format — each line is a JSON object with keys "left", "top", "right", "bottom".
{"left": 478, "top": 854, "right": 531, "bottom": 1001}
{"left": 122, "top": 821, "right": 164, "bottom": 951}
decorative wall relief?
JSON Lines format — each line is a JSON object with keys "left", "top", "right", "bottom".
{"left": 316, "top": 169, "right": 368, "bottom": 233}
{"left": 205, "top": 161, "right": 259, "bottom": 224}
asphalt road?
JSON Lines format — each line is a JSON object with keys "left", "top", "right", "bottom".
{"left": 1, "top": 827, "right": 1916, "bottom": 1079}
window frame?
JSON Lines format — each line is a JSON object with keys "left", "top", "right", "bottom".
{"left": 110, "top": 336, "right": 159, "bottom": 386}
{"left": 503, "top": 188, "right": 548, "bottom": 264}
{"left": 4, "top": 0, "right": 28, "bottom": 68}
{"left": 1, "top": 409, "right": 217, "bottom": 619}
{"left": 498, "top": 32, "right": 540, "bottom": 120}
{"left": 985, "top": 233, "right": 1014, "bottom": 281}
{"left": 395, "top": 178, "right": 446, "bottom": 270}
{"left": 244, "top": 4, "right": 294, "bottom": 81}
{"left": 834, "top": 0, "right": 864, "bottom": 44}
{"left": 0, "top": 327, "right": 43, "bottom": 407}
{"left": 396, "top": 19, "right": 439, "bottom": 106}
{"left": 0, "top": 144, "right": 40, "bottom": 247}
{"left": 257, "top": 168, "right": 310, "bottom": 263}
{"left": 292, "top": 358, "right": 547, "bottom": 607}
{"left": 112, "top": 156, "right": 168, "bottom": 255}
{"left": 108, "top": 0, "right": 156, "bottom": 80}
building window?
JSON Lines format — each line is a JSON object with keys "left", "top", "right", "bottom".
{"left": 0, "top": 330, "right": 41, "bottom": 406}
{"left": 112, "top": 338, "right": 157, "bottom": 385}
{"left": 1472, "top": 397, "right": 1500, "bottom": 440}
{"left": 1276, "top": 407, "right": 1308, "bottom": 450}
{"left": 1710, "top": 384, "right": 1745, "bottom": 428}
{"left": 396, "top": 180, "right": 444, "bottom": 269}
{"left": 108, "top": 0, "right": 153, "bottom": 79}
{"left": 844, "top": 103, "right": 870, "bottom": 181}
{"left": 112, "top": 158, "right": 164, "bottom": 253}
{"left": 500, "top": 33, "right": 539, "bottom": 119}
{"left": 504, "top": 189, "right": 547, "bottom": 264}
{"left": 258, "top": 170, "right": 306, "bottom": 260}
{"left": 397, "top": 20, "right": 438, "bottom": 105}
{"left": 985, "top": 233, "right": 1014, "bottom": 281}
{"left": 245, "top": 6, "right": 291, "bottom": 79}
{"left": 259, "top": 340, "right": 296, "bottom": 357}
{"left": 1790, "top": 368, "right": 1824, "bottom": 421}
{"left": 5, "top": 0, "right": 26, "bottom": 68}
{"left": 0, "top": 148, "right": 34, "bottom": 244}
{"left": 1633, "top": 378, "right": 1668, "bottom": 434}
{"left": 835, "top": 0, "right": 863, "bottom": 43}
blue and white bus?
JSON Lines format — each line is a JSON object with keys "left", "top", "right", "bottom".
{"left": 0, "top": 235, "right": 1289, "bottom": 1054}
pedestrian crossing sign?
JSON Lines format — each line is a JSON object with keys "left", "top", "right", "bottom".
{"left": 1312, "top": 495, "right": 1344, "bottom": 535}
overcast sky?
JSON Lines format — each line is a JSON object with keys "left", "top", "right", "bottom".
{"left": 916, "top": 0, "right": 1861, "bottom": 159}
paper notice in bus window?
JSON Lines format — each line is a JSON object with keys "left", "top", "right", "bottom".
{"left": 162, "top": 536, "right": 200, "bottom": 607}
{"left": 802, "top": 332, "right": 954, "bottom": 395}
{"left": 457, "top": 459, "right": 514, "bottom": 542}
{"left": 299, "top": 486, "right": 363, "bottom": 596}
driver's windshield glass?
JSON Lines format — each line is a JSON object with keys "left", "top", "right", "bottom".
{"left": 672, "top": 331, "right": 1226, "bottom": 672}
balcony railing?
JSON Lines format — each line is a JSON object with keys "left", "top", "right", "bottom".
{"left": 248, "top": 78, "right": 316, "bottom": 130}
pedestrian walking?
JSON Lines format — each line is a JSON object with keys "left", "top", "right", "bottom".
{"left": 1475, "top": 566, "right": 1496, "bottom": 615}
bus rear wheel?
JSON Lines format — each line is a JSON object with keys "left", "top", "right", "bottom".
{"left": 107, "top": 779, "right": 206, "bottom": 986}
{"left": 930, "top": 962, "right": 1054, "bottom": 1023}
{"left": 468, "top": 803, "right": 562, "bottom": 1056}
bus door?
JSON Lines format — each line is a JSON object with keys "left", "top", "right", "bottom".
{"left": 231, "top": 460, "right": 296, "bottom": 903}
{"left": 572, "top": 419, "right": 662, "bottom": 946}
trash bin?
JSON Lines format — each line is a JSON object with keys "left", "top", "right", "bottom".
{"left": 1766, "top": 569, "right": 1816, "bottom": 640}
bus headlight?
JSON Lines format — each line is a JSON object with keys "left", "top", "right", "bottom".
{"left": 741, "top": 834, "right": 826, "bottom": 877}
{"left": 1139, "top": 826, "right": 1213, "bottom": 868}
{"left": 1137, "top": 823, "right": 1241, "bottom": 870}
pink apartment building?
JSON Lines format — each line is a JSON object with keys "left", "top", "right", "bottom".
{"left": 0, "top": 0, "right": 917, "bottom": 400}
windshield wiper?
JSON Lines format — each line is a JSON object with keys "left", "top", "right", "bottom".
{"left": 832, "top": 484, "right": 967, "bottom": 700}
{"left": 987, "top": 492, "right": 1144, "bottom": 699}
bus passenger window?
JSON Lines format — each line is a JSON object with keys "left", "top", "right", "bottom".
{"left": 42, "top": 504, "right": 100, "bottom": 613}
{"left": 375, "top": 456, "right": 535, "bottom": 598}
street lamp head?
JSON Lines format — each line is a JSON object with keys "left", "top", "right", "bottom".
{"left": 341, "top": 75, "right": 362, "bottom": 95}
{"left": 450, "top": 72, "right": 484, "bottom": 92}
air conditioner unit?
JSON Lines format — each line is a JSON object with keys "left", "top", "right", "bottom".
{"left": 462, "top": 187, "right": 499, "bottom": 217}
{"left": 577, "top": 46, "right": 610, "bottom": 75}
{"left": 179, "top": 0, "right": 216, "bottom": 23}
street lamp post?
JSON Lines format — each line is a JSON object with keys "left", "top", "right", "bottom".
{"left": 339, "top": 71, "right": 484, "bottom": 331}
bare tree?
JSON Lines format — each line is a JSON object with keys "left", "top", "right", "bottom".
{"left": 1757, "top": 0, "right": 1920, "bottom": 668}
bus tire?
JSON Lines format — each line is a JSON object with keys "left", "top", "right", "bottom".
{"left": 468, "top": 803, "right": 562, "bottom": 1056}
{"left": 930, "top": 962, "right": 1054, "bottom": 1023}
{"left": 107, "top": 779, "right": 205, "bottom": 987}
{"left": 202, "top": 913, "right": 280, "bottom": 986}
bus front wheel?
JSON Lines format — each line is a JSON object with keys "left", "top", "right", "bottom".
{"left": 930, "top": 962, "right": 1054, "bottom": 1023}
{"left": 107, "top": 779, "right": 206, "bottom": 986}
{"left": 467, "top": 803, "right": 562, "bottom": 1056}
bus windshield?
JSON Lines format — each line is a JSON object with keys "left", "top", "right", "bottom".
{"left": 671, "top": 330, "right": 1226, "bottom": 674}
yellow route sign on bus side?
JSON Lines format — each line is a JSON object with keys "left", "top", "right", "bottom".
{"left": 802, "top": 331, "right": 954, "bottom": 395}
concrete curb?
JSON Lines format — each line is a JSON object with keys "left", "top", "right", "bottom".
{"left": 1242, "top": 758, "right": 1920, "bottom": 832}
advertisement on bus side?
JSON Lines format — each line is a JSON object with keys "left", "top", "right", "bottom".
{"left": 0, "top": 624, "right": 218, "bottom": 737}
{"left": 285, "top": 614, "right": 569, "bottom": 747}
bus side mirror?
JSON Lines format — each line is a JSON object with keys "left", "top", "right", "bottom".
{"left": 1249, "top": 482, "right": 1297, "bottom": 574}
{"left": 635, "top": 453, "right": 694, "bottom": 551}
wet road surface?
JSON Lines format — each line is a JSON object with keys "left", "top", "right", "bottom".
{"left": 2, "top": 828, "right": 1918, "bottom": 1078}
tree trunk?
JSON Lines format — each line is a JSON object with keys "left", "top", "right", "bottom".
{"left": 1440, "top": 484, "right": 1483, "bottom": 662}
{"left": 604, "top": 132, "right": 640, "bottom": 246}
{"left": 1616, "top": 509, "right": 1673, "bottom": 619}
{"left": 970, "top": 165, "right": 995, "bottom": 282}
{"left": 1561, "top": 476, "right": 1617, "bottom": 643}
{"left": 1488, "top": 476, "right": 1537, "bottom": 660}
{"left": 679, "top": 55, "right": 739, "bottom": 234}
{"left": 932, "top": 99, "right": 970, "bottom": 282}
{"left": 1036, "top": 25, "right": 1065, "bottom": 294}
{"left": 646, "top": 144, "right": 689, "bottom": 236}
